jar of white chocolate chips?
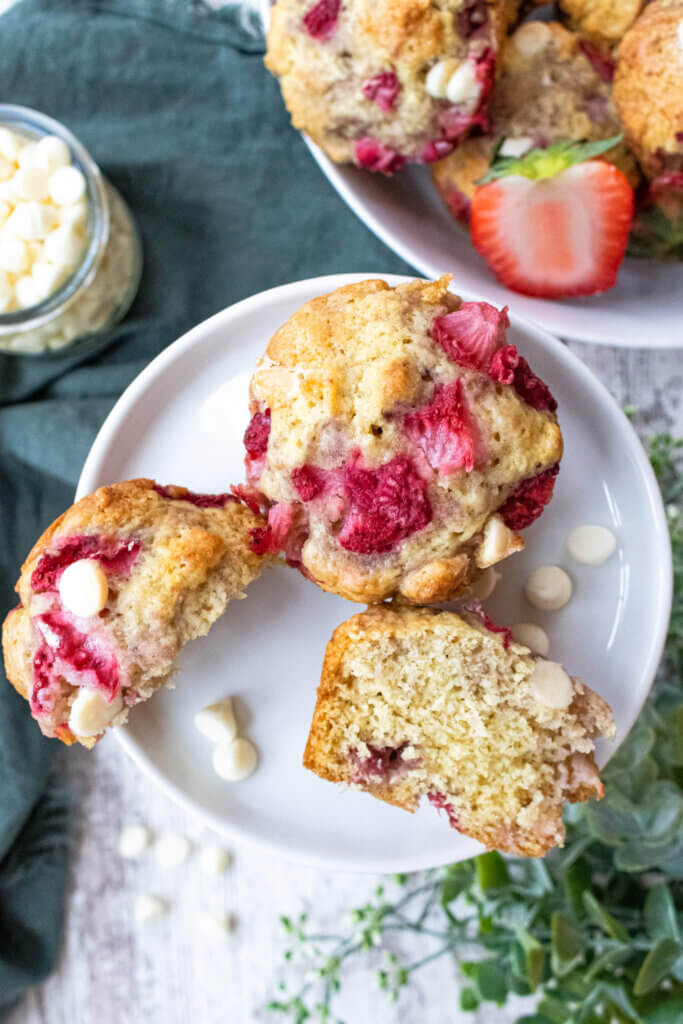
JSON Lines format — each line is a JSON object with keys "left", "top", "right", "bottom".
{"left": 0, "top": 105, "right": 142, "bottom": 356}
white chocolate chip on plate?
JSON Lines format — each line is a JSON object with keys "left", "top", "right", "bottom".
{"left": 567, "top": 525, "right": 616, "bottom": 566}
{"left": 199, "top": 910, "right": 234, "bottom": 936}
{"left": 469, "top": 566, "right": 502, "bottom": 601}
{"left": 213, "top": 737, "right": 259, "bottom": 782}
{"left": 199, "top": 843, "right": 232, "bottom": 875}
{"left": 69, "top": 688, "right": 123, "bottom": 738}
{"left": 58, "top": 559, "right": 109, "bottom": 617}
{"left": 155, "top": 831, "right": 193, "bottom": 869}
{"left": 194, "top": 697, "right": 238, "bottom": 745}
{"left": 118, "top": 824, "right": 152, "bottom": 859}
{"left": 511, "top": 622, "right": 549, "bottom": 656}
{"left": 525, "top": 566, "right": 573, "bottom": 611}
{"left": 529, "top": 660, "right": 574, "bottom": 709}
{"left": 134, "top": 894, "right": 168, "bottom": 925}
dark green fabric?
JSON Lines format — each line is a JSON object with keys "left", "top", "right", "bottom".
{"left": 0, "top": 0, "right": 411, "bottom": 1014}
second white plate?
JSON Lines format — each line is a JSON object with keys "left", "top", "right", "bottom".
{"left": 77, "top": 274, "right": 671, "bottom": 872}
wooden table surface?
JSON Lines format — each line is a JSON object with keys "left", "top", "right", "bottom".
{"left": 3, "top": 3, "right": 682, "bottom": 1021}
{"left": 8, "top": 341, "right": 681, "bottom": 1024}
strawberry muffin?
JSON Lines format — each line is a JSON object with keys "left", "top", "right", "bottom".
{"left": 241, "top": 276, "right": 563, "bottom": 605}
{"left": 265, "top": 0, "right": 521, "bottom": 172}
{"left": 432, "top": 21, "right": 638, "bottom": 227}
{"left": 304, "top": 606, "right": 615, "bottom": 856}
{"left": 2, "top": 480, "right": 268, "bottom": 747}
{"left": 558, "top": 0, "right": 645, "bottom": 49}
{"left": 614, "top": 0, "right": 683, "bottom": 180}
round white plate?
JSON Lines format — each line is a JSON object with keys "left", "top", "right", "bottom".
{"left": 78, "top": 274, "right": 672, "bottom": 872}
{"left": 307, "top": 142, "right": 683, "bottom": 349}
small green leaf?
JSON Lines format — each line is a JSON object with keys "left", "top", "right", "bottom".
{"left": 643, "top": 998, "right": 683, "bottom": 1023}
{"left": 459, "top": 987, "right": 479, "bottom": 1011}
{"left": 634, "top": 938, "right": 682, "bottom": 995}
{"left": 473, "top": 960, "right": 508, "bottom": 1004}
{"left": 645, "top": 884, "right": 680, "bottom": 942}
{"left": 582, "top": 891, "right": 629, "bottom": 942}
{"left": 478, "top": 134, "right": 624, "bottom": 184}
{"left": 516, "top": 927, "right": 545, "bottom": 991}
{"left": 585, "top": 944, "right": 633, "bottom": 981}
{"left": 475, "top": 851, "right": 510, "bottom": 891}
{"left": 538, "top": 995, "right": 573, "bottom": 1023}
{"left": 441, "top": 863, "right": 474, "bottom": 905}
{"left": 551, "top": 913, "right": 584, "bottom": 977}
{"left": 564, "top": 860, "right": 592, "bottom": 918}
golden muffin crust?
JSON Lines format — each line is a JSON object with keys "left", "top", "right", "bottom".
{"left": 304, "top": 606, "right": 615, "bottom": 856}
{"left": 2, "top": 480, "right": 268, "bottom": 746}
{"left": 558, "top": 0, "right": 645, "bottom": 48}
{"left": 432, "top": 20, "right": 638, "bottom": 221}
{"left": 245, "top": 276, "right": 563, "bottom": 605}
{"left": 614, "top": 0, "right": 683, "bottom": 179}
{"left": 265, "top": 0, "right": 521, "bottom": 168}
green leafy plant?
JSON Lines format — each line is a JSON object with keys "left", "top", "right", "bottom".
{"left": 477, "top": 135, "right": 624, "bottom": 185}
{"left": 267, "top": 434, "right": 683, "bottom": 1024}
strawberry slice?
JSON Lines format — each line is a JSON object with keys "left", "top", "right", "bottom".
{"left": 470, "top": 137, "right": 634, "bottom": 298}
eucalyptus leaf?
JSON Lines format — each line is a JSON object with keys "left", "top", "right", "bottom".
{"left": 645, "top": 884, "right": 680, "bottom": 942}
{"left": 643, "top": 997, "right": 683, "bottom": 1023}
{"left": 538, "top": 995, "right": 573, "bottom": 1022}
{"left": 475, "top": 851, "right": 510, "bottom": 891}
{"left": 582, "top": 892, "right": 629, "bottom": 942}
{"left": 551, "top": 913, "right": 584, "bottom": 977}
{"left": 516, "top": 927, "right": 545, "bottom": 991}
{"left": 634, "top": 939, "right": 681, "bottom": 995}
{"left": 471, "top": 959, "right": 508, "bottom": 1004}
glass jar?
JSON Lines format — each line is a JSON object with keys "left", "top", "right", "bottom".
{"left": 0, "top": 104, "right": 142, "bottom": 357}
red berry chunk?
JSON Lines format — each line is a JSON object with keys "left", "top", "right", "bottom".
{"left": 231, "top": 483, "right": 266, "bottom": 516}
{"left": 250, "top": 503, "right": 309, "bottom": 566}
{"left": 292, "top": 465, "right": 327, "bottom": 501}
{"left": 403, "top": 380, "right": 478, "bottom": 475}
{"left": 32, "top": 611, "right": 120, "bottom": 717}
{"left": 243, "top": 409, "right": 271, "bottom": 458}
{"left": 338, "top": 454, "right": 432, "bottom": 554}
{"left": 354, "top": 138, "right": 406, "bottom": 175}
{"left": 457, "top": 0, "right": 489, "bottom": 38}
{"left": 463, "top": 600, "right": 512, "bottom": 649}
{"left": 153, "top": 485, "right": 236, "bottom": 508}
{"left": 428, "top": 792, "right": 461, "bottom": 831}
{"left": 431, "top": 301, "right": 509, "bottom": 371}
{"left": 350, "top": 742, "right": 420, "bottom": 783}
{"left": 579, "top": 40, "right": 614, "bottom": 83}
{"left": 302, "top": 0, "right": 341, "bottom": 39}
{"left": 499, "top": 464, "right": 560, "bottom": 530}
{"left": 361, "top": 71, "right": 401, "bottom": 112}
{"left": 489, "top": 344, "right": 518, "bottom": 385}
{"left": 490, "top": 345, "right": 557, "bottom": 412}
{"left": 31, "top": 535, "right": 140, "bottom": 594}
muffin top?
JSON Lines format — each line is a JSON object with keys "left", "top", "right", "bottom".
{"left": 558, "top": 0, "right": 645, "bottom": 49}
{"left": 614, "top": 0, "right": 683, "bottom": 178}
{"left": 265, "top": 0, "right": 520, "bottom": 169}
{"left": 244, "top": 276, "right": 562, "bottom": 604}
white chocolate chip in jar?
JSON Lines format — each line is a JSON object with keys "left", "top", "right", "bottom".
{"left": 194, "top": 696, "right": 238, "bottom": 745}
{"left": 213, "top": 737, "right": 259, "bottom": 781}
{"left": 529, "top": 660, "right": 574, "bottom": 709}
{"left": 511, "top": 622, "right": 549, "bottom": 656}
{"left": 69, "top": 688, "right": 123, "bottom": 738}
{"left": 48, "top": 164, "right": 86, "bottom": 206}
{"left": 525, "top": 566, "right": 573, "bottom": 611}
{"left": 58, "top": 559, "right": 109, "bottom": 617}
{"left": 567, "top": 525, "right": 616, "bottom": 566}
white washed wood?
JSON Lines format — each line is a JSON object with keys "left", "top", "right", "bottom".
{"left": 8, "top": 345, "right": 680, "bottom": 1024}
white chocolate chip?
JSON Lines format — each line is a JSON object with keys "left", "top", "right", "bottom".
{"left": 134, "top": 894, "right": 168, "bottom": 924}
{"left": 199, "top": 910, "right": 234, "bottom": 936}
{"left": 6, "top": 201, "right": 56, "bottom": 241}
{"left": 43, "top": 224, "right": 85, "bottom": 267}
{"left": 118, "top": 824, "right": 152, "bottom": 859}
{"left": 0, "top": 178, "right": 19, "bottom": 204}
{"left": 0, "top": 200, "right": 9, "bottom": 227}
{"left": 567, "top": 525, "right": 616, "bottom": 566}
{"left": 529, "top": 660, "right": 573, "bottom": 709}
{"left": 32, "top": 260, "right": 67, "bottom": 300}
{"left": 34, "top": 135, "right": 71, "bottom": 173}
{"left": 445, "top": 61, "right": 480, "bottom": 105}
{"left": 194, "top": 697, "right": 238, "bottom": 745}
{"left": 0, "top": 156, "right": 13, "bottom": 182}
{"left": 14, "top": 166, "right": 50, "bottom": 202}
{"left": 499, "top": 136, "right": 535, "bottom": 158}
{"left": 58, "top": 200, "right": 87, "bottom": 231}
{"left": 0, "top": 271, "right": 12, "bottom": 312}
{"left": 14, "top": 275, "right": 41, "bottom": 310}
{"left": 213, "top": 737, "right": 258, "bottom": 782}
{"left": 469, "top": 566, "right": 502, "bottom": 601}
{"left": 513, "top": 21, "right": 552, "bottom": 56}
{"left": 476, "top": 513, "right": 524, "bottom": 568}
{"left": 425, "top": 59, "right": 457, "bottom": 99}
{"left": 0, "top": 127, "right": 21, "bottom": 162}
{"left": 58, "top": 559, "right": 109, "bottom": 617}
{"left": 525, "top": 566, "right": 573, "bottom": 611}
{"left": 48, "top": 165, "right": 86, "bottom": 206}
{"left": 511, "top": 622, "right": 550, "bottom": 656}
{"left": 0, "top": 235, "right": 29, "bottom": 274}
{"left": 69, "top": 688, "right": 124, "bottom": 738}
{"left": 199, "top": 843, "right": 232, "bottom": 875}
{"left": 155, "top": 832, "right": 192, "bottom": 869}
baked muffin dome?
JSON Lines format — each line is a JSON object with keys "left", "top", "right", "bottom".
{"left": 614, "top": 0, "right": 683, "bottom": 180}
{"left": 242, "top": 276, "right": 563, "bottom": 605}
{"left": 558, "top": 0, "right": 645, "bottom": 49}
{"left": 265, "top": 0, "right": 521, "bottom": 171}
{"left": 304, "top": 606, "right": 615, "bottom": 856}
{"left": 432, "top": 21, "right": 638, "bottom": 225}
{"left": 2, "top": 480, "right": 268, "bottom": 746}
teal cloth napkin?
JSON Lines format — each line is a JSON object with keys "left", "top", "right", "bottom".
{"left": 0, "top": 0, "right": 411, "bottom": 1014}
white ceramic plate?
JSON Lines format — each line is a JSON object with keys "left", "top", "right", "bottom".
{"left": 77, "top": 274, "right": 672, "bottom": 872}
{"left": 307, "top": 142, "right": 683, "bottom": 349}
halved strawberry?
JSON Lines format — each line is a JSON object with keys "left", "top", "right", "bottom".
{"left": 470, "top": 137, "right": 634, "bottom": 298}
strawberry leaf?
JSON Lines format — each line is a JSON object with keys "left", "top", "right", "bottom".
{"left": 477, "top": 134, "right": 624, "bottom": 184}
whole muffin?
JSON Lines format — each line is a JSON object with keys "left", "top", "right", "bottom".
{"left": 242, "top": 276, "right": 563, "bottom": 605}
{"left": 265, "top": 0, "right": 521, "bottom": 171}
{"left": 304, "top": 605, "right": 615, "bottom": 856}
{"left": 2, "top": 480, "right": 268, "bottom": 746}
{"left": 432, "top": 21, "right": 638, "bottom": 225}
{"left": 614, "top": 0, "right": 683, "bottom": 180}
{"left": 558, "top": 0, "right": 645, "bottom": 49}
